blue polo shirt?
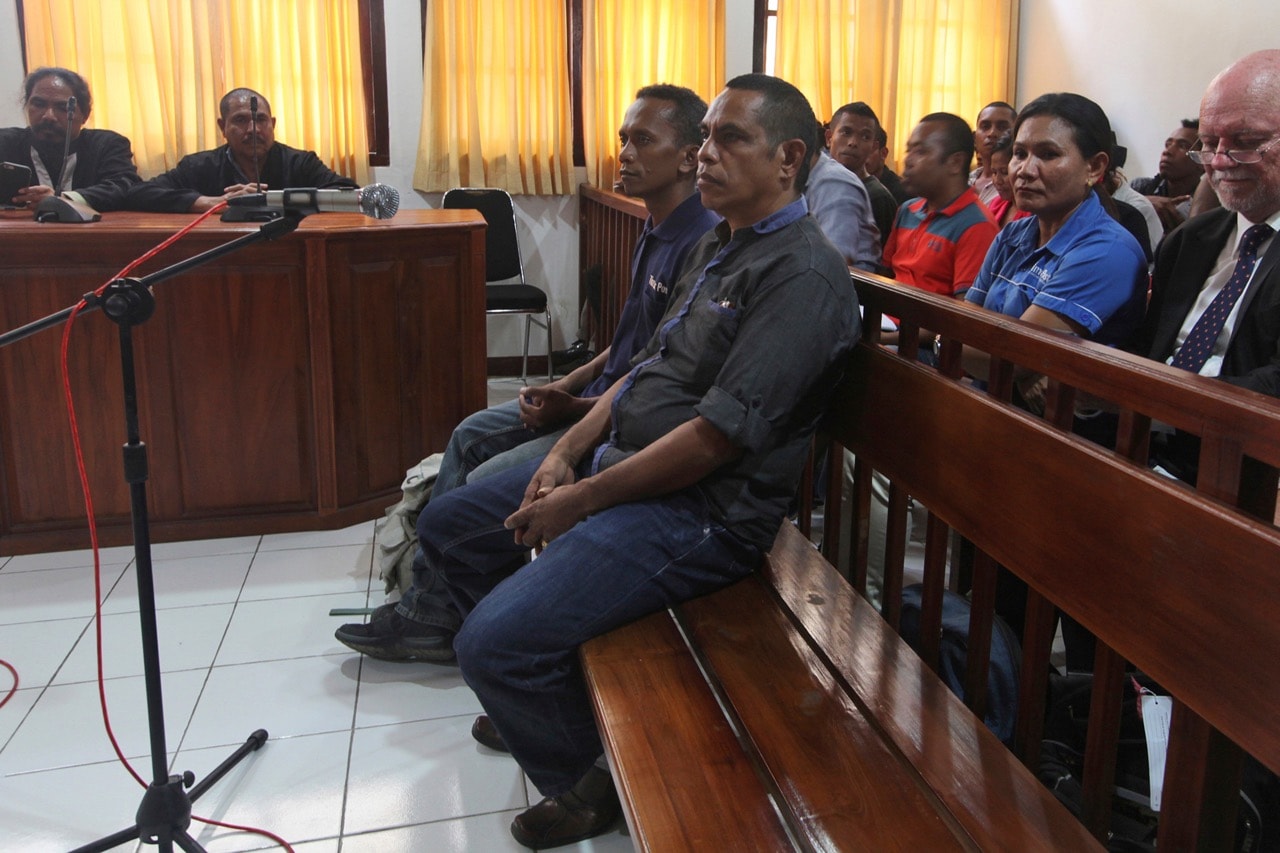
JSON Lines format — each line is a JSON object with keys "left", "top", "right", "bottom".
{"left": 582, "top": 192, "right": 720, "bottom": 397}
{"left": 965, "top": 192, "right": 1147, "bottom": 347}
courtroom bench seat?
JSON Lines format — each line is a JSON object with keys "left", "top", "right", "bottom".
{"left": 579, "top": 272, "right": 1280, "bottom": 852}
{"left": 583, "top": 521, "right": 1100, "bottom": 852}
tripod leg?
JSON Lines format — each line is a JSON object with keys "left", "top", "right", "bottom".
{"left": 187, "top": 728, "right": 269, "bottom": 803}
{"left": 68, "top": 731, "right": 270, "bottom": 852}
{"left": 173, "top": 830, "right": 206, "bottom": 853}
{"left": 68, "top": 825, "right": 141, "bottom": 853}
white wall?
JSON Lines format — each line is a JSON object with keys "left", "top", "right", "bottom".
{"left": 0, "top": 2, "right": 24, "bottom": 127}
{"left": 1017, "top": 0, "right": 1280, "bottom": 181}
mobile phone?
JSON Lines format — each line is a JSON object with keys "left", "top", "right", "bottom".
{"left": 1, "top": 161, "right": 33, "bottom": 207}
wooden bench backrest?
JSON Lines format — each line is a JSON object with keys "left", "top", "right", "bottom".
{"left": 579, "top": 184, "right": 648, "bottom": 348}
{"left": 823, "top": 273, "right": 1280, "bottom": 849}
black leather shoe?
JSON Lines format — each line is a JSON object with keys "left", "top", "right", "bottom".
{"left": 551, "top": 339, "right": 594, "bottom": 370}
{"left": 510, "top": 765, "right": 619, "bottom": 849}
{"left": 334, "top": 603, "right": 456, "bottom": 663}
{"left": 471, "top": 715, "right": 509, "bottom": 752}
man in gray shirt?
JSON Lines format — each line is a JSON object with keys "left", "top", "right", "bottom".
{"left": 805, "top": 145, "right": 882, "bottom": 271}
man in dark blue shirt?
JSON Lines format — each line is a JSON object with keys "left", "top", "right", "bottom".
{"left": 340, "top": 74, "right": 860, "bottom": 850}
{"left": 440, "top": 86, "right": 721, "bottom": 494}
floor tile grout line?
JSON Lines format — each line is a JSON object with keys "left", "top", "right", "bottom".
{"left": 0, "top": 519, "right": 547, "bottom": 850}
{"left": 168, "top": 535, "right": 266, "bottom": 764}
{"left": 337, "top": 518, "right": 380, "bottom": 847}
{"left": 0, "top": 612, "right": 97, "bottom": 756}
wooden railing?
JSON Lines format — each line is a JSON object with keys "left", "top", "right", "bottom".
{"left": 824, "top": 272, "right": 1280, "bottom": 848}
{"left": 585, "top": 268, "right": 1280, "bottom": 850}
{"left": 578, "top": 183, "right": 647, "bottom": 351}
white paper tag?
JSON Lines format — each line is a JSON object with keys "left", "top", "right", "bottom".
{"left": 1139, "top": 693, "right": 1173, "bottom": 812}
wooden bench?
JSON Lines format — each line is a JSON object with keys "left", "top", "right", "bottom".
{"left": 581, "top": 272, "right": 1280, "bottom": 851}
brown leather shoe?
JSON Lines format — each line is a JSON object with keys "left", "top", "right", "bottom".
{"left": 470, "top": 715, "right": 508, "bottom": 752}
{"left": 510, "top": 765, "right": 619, "bottom": 849}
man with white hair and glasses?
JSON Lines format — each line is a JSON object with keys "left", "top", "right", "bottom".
{"left": 1135, "top": 49, "right": 1280, "bottom": 482}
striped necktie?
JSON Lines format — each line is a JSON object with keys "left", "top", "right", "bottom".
{"left": 1170, "top": 222, "right": 1274, "bottom": 373}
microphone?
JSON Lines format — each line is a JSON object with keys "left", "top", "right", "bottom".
{"left": 248, "top": 95, "right": 261, "bottom": 189}
{"left": 226, "top": 184, "right": 400, "bottom": 219}
{"left": 61, "top": 95, "right": 76, "bottom": 189}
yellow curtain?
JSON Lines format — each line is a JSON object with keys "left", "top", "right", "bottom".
{"left": 775, "top": 0, "right": 1018, "bottom": 171}
{"left": 21, "top": 0, "right": 369, "bottom": 183}
{"left": 583, "top": 0, "right": 725, "bottom": 189}
{"left": 415, "top": 0, "right": 573, "bottom": 195}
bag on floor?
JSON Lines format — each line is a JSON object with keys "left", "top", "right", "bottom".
{"left": 375, "top": 453, "right": 442, "bottom": 594}
{"left": 899, "top": 583, "right": 1021, "bottom": 745}
{"left": 1038, "top": 671, "right": 1278, "bottom": 852}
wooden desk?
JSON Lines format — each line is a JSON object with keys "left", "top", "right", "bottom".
{"left": 0, "top": 209, "right": 487, "bottom": 554}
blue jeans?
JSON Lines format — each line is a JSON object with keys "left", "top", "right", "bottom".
{"left": 395, "top": 400, "right": 568, "bottom": 631}
{"left": 434, "top": 398, "right": 542, "bottom": 499}
{"left": 416, "top": 458, "right": 761, "bottom": 795}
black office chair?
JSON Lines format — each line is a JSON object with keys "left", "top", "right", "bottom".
{"left": 442, "top": 188, "right": 553, "bottom": 383}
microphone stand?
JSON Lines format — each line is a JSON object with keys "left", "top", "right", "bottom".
{"left": 221, "top": 95, "right": 279, "bottom": 224}
{"left": 62, "top": 95, "right": 76, "bottom": 189}
{"left": 0, "top": 212, "right": 305, "bottom": 853}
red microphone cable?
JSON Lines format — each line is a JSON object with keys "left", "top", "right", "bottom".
{"left": 0, "top": 657, "right": 17, "bottom": 709}
{"left": 58, "top": 202, "right": 294, "bottom": 852}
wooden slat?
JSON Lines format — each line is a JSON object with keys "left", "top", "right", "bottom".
{"left": 1157, "top": 702, "right": 1245, "bottom": 851}
{"left": 578, "top": 184, "right": 647, "bottom": 350}
{"left": 679, "top": 570, "right": 974, "bottom": 852}
{"left": 856, "top": 273, "right": 1280, "bottom": 471}
{"left": 765, "top": 523, "right": 1102, "bottom": 852}
{"left": 962, "top": 548, "right": 999, "bottom": 725}
{"left": 1079, "top": 646, "right": 1125, "bottom": 841}
{"left": 581, "top": 609, "right": 795, "bottom": 852}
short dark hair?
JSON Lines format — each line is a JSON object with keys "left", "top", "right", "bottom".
{"left": 874, "top": 125, "right": 888, "bottom": 148}
{"left": 724, "top": 73, "right": 819, "bottom": 191}
{"left": 979, "top": 101, "right": 1017, "bottom": 121}
{"left": 22, "top": 67, "right": 92, "bottom": 117}
{"left": 918, "top": 112, "right": 975, "bottom": 164}
{"left": 635, "top": 84, "right": 707, "bottom": 148}
{"left": 830, "top": 101, "right": 880, "bottom": 131}
{"left": 1013, "top": 92, "right": 1113, "bottom": 162}
{"left": 1181, "top": 117, "right": 1200, "bottom": 131}
{"left": 219, "top": 88, "right": 270, "bottom": 119}
{"left": 991, "top": 130, "right": 1014, "bottom": 158}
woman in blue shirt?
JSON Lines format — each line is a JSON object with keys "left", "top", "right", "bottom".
{"left": 964, "top": 92, "right": 1148, "bottom": 408}
{"left": 962, "top": 94, "right": 1148, "bottom": 670}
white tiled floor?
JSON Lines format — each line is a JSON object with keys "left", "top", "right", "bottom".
{"left": 0, "top": 380, "right": 634, "bottom": 852}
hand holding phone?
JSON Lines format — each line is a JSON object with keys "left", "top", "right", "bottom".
{"left": 1, "top": 161, "right": 34, "bottom": 207}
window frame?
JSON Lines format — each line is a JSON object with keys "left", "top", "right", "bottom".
{"left": 753, "top": 0, "right": 775, "bottom": 73}
{"left": 360, "top": 0, "right": 391, "bottom": 167}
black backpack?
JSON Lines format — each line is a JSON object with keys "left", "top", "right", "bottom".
{"left": 1038, "top": 671, "right": 1278, "bottom": 852}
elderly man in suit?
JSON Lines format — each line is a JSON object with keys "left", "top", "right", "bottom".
{"left": 1135, "top": 49, "right": 1280, "bottom": 481}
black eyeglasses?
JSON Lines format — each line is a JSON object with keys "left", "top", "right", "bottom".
{"left": 1188, "top": 136, "right": 1280, "bottom": 165}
